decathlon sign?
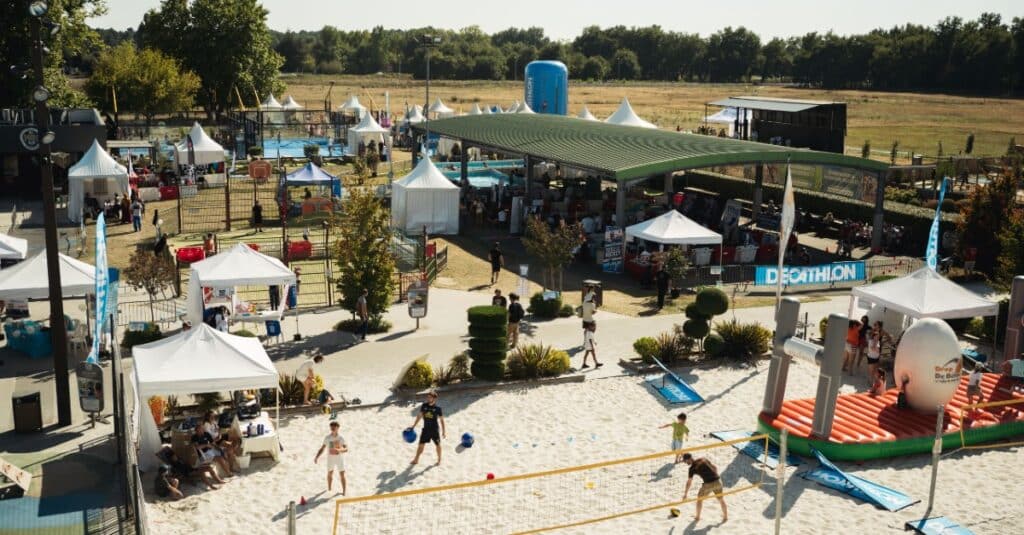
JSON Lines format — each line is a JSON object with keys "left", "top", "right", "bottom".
{"left": 755, "top": 261, "right": 865, "bottom": 286}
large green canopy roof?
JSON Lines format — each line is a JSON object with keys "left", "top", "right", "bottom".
{"left": 414, "top": 114, "right": 887, "bottom": 181}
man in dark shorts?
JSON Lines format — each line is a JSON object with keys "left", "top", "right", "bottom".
{"left": 682, "top": 453, "right": 728, "bottom": 523}
{"left": 489, "top": 242, "right": 504, "bottom": 284}
{"left": 409, "top": 391, "right": 446, "bottom": 465}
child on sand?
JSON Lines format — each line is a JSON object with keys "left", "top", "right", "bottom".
{"left": 314, "top": 421, "right": 348, "bottom": 494}
{"left": 581, "top": 322, "right": 602, "bottom": 368}
{"left": 659, "top": 412, "right": 689, "bottom": 462}
{"left": 966, "top": 365, "right": 985, "bottom": 406}
{"left": 410, "top": 391, "right": 446, "bottom": 465}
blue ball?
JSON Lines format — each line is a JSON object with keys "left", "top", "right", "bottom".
{"left": 461, "top": 432, "right": 475, "bottom": 448}
{"left": 402, "top": 428, "right": 417, "bottom": 443}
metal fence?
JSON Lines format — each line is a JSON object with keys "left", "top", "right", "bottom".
{"left": 176, "top": 176, "right": 282, "bottom": 235}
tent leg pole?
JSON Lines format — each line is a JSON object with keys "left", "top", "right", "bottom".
{"left": 276, "top": 388, "right": 280, "bottom": 431}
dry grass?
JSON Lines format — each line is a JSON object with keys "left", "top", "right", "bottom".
{"left": 280, "top": 74, "right": 1023, "bottom": 160}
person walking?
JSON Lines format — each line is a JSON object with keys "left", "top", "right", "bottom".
{"left": 681, "top": 453, "right": 728, "bottom": 523}
{"left": 489, "top": 242, "right": 504, "bottom": 285}
{"left": 507, "top": 293, "right": 525, "bottom": 347}
{"left": 409, "top": 391, "right": 446, "bottom": 465}
{"left": 252, "top": 200, "right": 264, "bottom": 232}
{"left": 314, "top": 421, "right": 348, "bottom": 494}
{"left": 581, "top": 322, "right": 602, "bottom": 369}
{"left": 655, "top": 264, "right": 670, "bottom": 309}
{"left": 130, "top": 198, "right": 144, "bottom": 232}
{"left": 356, "top": 288, "right": 369, "bottom": 341}
{"left": 296, "top": 355, "right": 324, "bottom": 405}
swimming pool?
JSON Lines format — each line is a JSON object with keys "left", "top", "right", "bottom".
{"left": 263, "top": 137, "right": 343, "bottom": 158}
{"left": 441, "top": 168, "right": 524, "bottom": 189}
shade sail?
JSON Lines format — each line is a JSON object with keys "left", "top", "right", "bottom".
{"left": 0, "top": 250, "right": 95, "bottom": 299}
{"left": 605, "top": 97, "right": 657, "bottom": 129}
{"left": 391, "top": 157, "right": 459, "bottom": 235}
{"left": 0, "top": 233, "right": 28, "bottom": 260}
{"left": 577, "top": 106, "right": 598, "bottom": 121}
{"left": 625, "top": 210, "right": 722, "bottom": 245}
{"left": 174, "top": 123, "right": 226, "bottom": 165}
{"left": 186, "top": 243, "right": 296, "bottom": 323}
{"left": 66, "top": 139, "right": 130, "bottom": 222}
{"left": 851, "top": 267, "right": 999, "bottom": 319}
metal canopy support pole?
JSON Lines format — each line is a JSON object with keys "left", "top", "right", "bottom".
{"left": 524, "top": 155, "right": 533, "bottom": 199}
{"left": 752, "top": 163, "right": 764, "bottom": 223}
{"left": 664, "top": 172, "right": 673, "bottom": 200}
{"left": 774, "top": 428, "right": 788, "bottom": 534}
{"left": 923, "top": 405, "right": 944, "bottom": 519}
{"left": 460, "top": 142, "right": 469, "bottom": 185}
{"left": 872, "top": 170, "right": 886, "bottom": 251}
{"left": 615, "top": 182, "right": 626, "bottom": 230}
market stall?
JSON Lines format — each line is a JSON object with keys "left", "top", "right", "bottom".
{"left": 283, "top": 162, "right": 341, "bottom": 202}
{"left": 66, "top": 140, "right": 130, "bottom": 223}
{"left": 392, "top": 157, "right": 460, "bottom": 235}
{"left": 173, "top": 123, "right": 227, "bottom": 190}
{"left": 133, "top": 323, "right": 281, "bottom": 472}
{"left": 345, "top": 112, "right": 390, "bottom": 157}
{"left": 185, "top": 243, "right": 296, "bottom": 328}
{"left": 623, "top": 210, "right": 722, "bottom": 278}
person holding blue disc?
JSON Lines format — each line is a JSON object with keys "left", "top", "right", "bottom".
{"left": 409, "top": 390, "right": 446, "bottom": 465}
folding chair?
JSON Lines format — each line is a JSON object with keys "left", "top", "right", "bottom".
{"left": 264, "top": 320, "right": 282, "bottom": 344}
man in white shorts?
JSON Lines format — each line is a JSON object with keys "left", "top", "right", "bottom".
{"left": 314, "top": 421, "right": 348, "bottom": 494}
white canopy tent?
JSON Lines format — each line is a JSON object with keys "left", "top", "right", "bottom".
{"left": 577, "top": 106, "right": 598, "bottom": 121}
{"left": 186, "top": 243, "right": 296, "bottom": 325}
{"left": 0, "top": 233, "right": 28, "bottom": 261}
{"left": 508, "top": 100, "right": 521, "bottom": 113}
{"left": 469, "top": 103, "right": 483, "bottom": 115}
{"left": 260, "top": 94, "right": 284, "bottom": 124}
{"left": 851, "top": 267, "right": 999, "bottom": 320}
{"left": 625, "top": 210, "right": 723, "bottom": 274}
{"left": 0, "top": 250, "right": 95, "bottom": 299}
{"left": 517, "top": 101, "right": 536, "bottom": 114}
{"left": 605, "top": 97, "right": 658, "bottom": 129}
{"left": 346, "top": 112, "right": 390, "bottom": 156}
{"left": 703, "top": 107, "right": 752, "bottom": 136}
{"left": 260, "top": 94, "right": 282, "bottom": 110}
{"left": 174, "top": 123, "right": 226, "bottom": 166}
{"left": 404, "top": 105, "right": 426, "bottom": 124}
{"left": 66, "top": 140, "right": 130, "bottom": 223}
{"left": 133, "top": 323, "right": 280, "bottom": 472}
{"left": 280, "top": 95, "right": 303, "bottom": 110}
{"left": 339, "top": 95, "right": 366, "bottom": 118}
{"left": 391, "top": 157, "right": 460, "bottom": 235}
{"left": 428, "top": 97, "right": 455, "bottom": 118}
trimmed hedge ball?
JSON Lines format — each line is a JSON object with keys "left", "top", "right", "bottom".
{"left": 469, "top": 338, "right": 508, "bottom": 353}
{"left": 695, "top": 288, "right": 729, "bottom": 316}
{"left": 471, "top": 361, "right": 506, "bottom": 381}
{"left": 704, "top": 332, "right": 725, "bottom": 355}
{"left": 468, "top": 306, "right": 508, "bottom": 327}
{"left": 469, "top": 325, "right": 509, "bottom": 339}
{"left": 470, "top": 350, "right": 507, "bottom": 364}
{"left": 684, "top": 302, "right": 709, "bottom": 321}
{"left": 682, "top": 319, "right": 710, "bottom": 339}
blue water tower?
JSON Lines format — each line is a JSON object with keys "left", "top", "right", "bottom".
{"left": 524, "top": 61, "right": 568, "bottom": 115}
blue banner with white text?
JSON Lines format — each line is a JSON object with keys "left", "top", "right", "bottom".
{"left": 802, "top": 448, "right": 918, "bottom": 511}
{"left": 755, "top": 261, "right": 865, "bottom": 286}
{"left": 87, "top": 213, "right": 107, "bottom": 364}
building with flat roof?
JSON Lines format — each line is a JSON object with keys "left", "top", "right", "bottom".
{"left": 706, "top": 96, "right": 847, "bottom": 154}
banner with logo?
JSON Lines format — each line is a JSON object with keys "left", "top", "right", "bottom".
{"left": 602, "top": 226, "right": 624, "bottom": 273}
{"left": 925, "top": 177, "right": 949, "bottom": 270}
{"left": 87, "top": 213, "right": 108, "bottom": 364}
{"left": 776, "top": 164, "right": 795, "bottom": 305}
{"left": 802, "top": 448, "right": 918, "bottom": 511}
{"left": 755, "top": 261, "right": 865, "bottom": 287}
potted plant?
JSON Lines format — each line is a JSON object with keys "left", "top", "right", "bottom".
{"left": 664, "top": 247, "right": 689, "bottom": 298}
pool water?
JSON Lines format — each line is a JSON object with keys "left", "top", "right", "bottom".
{"left": 264, "top": 137, "right": 343, "bottom": 158}
{"left": 441, "top": 168, "right": 524, "bottom": 189}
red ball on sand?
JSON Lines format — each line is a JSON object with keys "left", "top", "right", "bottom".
{"left": 486, "top": 473, "right": 495, "bottom": 480}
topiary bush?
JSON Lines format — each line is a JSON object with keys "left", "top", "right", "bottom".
{"left": 713, "top": 320, "right": 772, "bottom": 362}
{"left": 695, "top": 287, "right": 730, "bottom": 316}
{"left": 467, "top": 305, "right": 508, "bottom": 380}
{"left": 335, "top": 317, "right": 393, "bottom": 333}
{"left": 683, "top": 319, "right": 710, "bottom": 339}
{"left": 633, "top": 336, "right": 658, "bottom": 363}
{"left": 684, "top": 302, "right": 708, "bottom": 321}
{"left": 704, "top": 332, "right": 725, "bottom": 356}
{"left": 402, "top": 360, "right": 434, "bottom": 389}
{"left": 122, "top": 323, "right": 163, "bottom": 349}
{"left": 558, "top": 304, "right": 575, "bottom": 317}
{"left": 528, "top": 292, "right": 563, "bottom": 319}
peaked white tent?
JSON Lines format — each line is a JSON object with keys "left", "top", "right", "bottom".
{"left": 133, "top": 323, "right": 279, "bottom": 471}
{"left": 346, "top": 112, "right": 390, "bottom": 156}
{"left": 339, "top": 95, "right": 366, "bottom": 118}
{"left": 0, "top": 250, "right": 95, "bottom": 299}
{"left": 260, "top": 94, "right": 284, "bottom": 124}
{"left": 703, "top": 107, "right": 752, "bottom": 136}
{"left": 280, "top": 95, "right": 303, "bottom": 110}
{"left": 0, "top": 233, "right": 28, "bottom": 261}
{"left": 605, "top": 97, "right": 657, "bottom": 129}
{"left": 186, "top": 243, "right": 296, "bottom": 325}
{"left": 577, "top": 106, "right": 598, "bottom": 121}
{"left": 260, "top": 94, "right": 282, "bottom": 110}
{"left": 481, "top": 105, "right": 493, "bottom": 115}
{"left": 851, "top": 267, "right": 999, "bottom": 320}
{"left": 508, "top": 100, "right": 521, "bottom": 113}
{"left": 174, "top": 123, "right": 226, "bottom": 166}
{"left": 391, "top": 158, "right": 460, "bottom": 235}
{"left": 517, "top": 101, "right": 536, "bottom": 114}
{"left": 428, "top": 97, "right": 455, "bottom": 118}
{"left": 67, "top": 139, "right": 130, "bottom": 222}
{"left": 404, "top": 105, "right": 426, "bottom": 124}
{"left": 625, "top": 210, "right": 722, "bottom": 246}
{"left": 469, "top": 103, "right": 483, "bottom": 115}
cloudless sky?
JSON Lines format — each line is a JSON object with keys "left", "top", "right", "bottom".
{"left": 90, "top": 0, "right": 1020, "bottom": 40}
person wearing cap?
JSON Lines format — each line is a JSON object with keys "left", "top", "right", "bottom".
{"left": 409, "top": 391, "right": 446, "bottom": 465}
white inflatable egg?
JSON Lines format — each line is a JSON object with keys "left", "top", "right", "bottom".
{"left": 893, "top": 318, "right": 962, "bottom": 412}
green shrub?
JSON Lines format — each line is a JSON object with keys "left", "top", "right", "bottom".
{"left": 276, "top": 373, "right": 324, "bottom": 405}
{"left": 633, "top": 336, "right": 658, "bottom": 363}
{"left": 441, "top": 352, "right": 472, "bottom": 384}
{"left": 870, "top": 274, "right": 898, "bottom": 283}
{"left": 194, "top": 392, "right": 223, "bottom": 414}
{"left": 713, "top": 320, "right": 772, "bottom": 361}
{"left": 470, "top": 350, "right": 506, "bottom": 363}
{"left": 335, "top": 317, "right": 392, "bottom": 333}
{"left": 539, "top": 349, "right": 570, "bottom": 376}
{"left": 122, "top": 323, "right": 163, "bottom": 349}
{"left": 467, "top": 306, "right": 508, "bottom": 326}
{"left": 558, "top": 304, "right": 575, "bottom": 317}
{"left": 965, "top": 317, "right": 986, "bottom": 338}
{"left": 704, "top": 332, "right": 725, "bottom": 356}
{"left": 684, "top": 302, "right": 709, "bottom": 321}
{"left": 469, "top": 338, "right": 508, "bottom": 353}
{"left": 507, "top": 344, "right": 547, "bottom": 379}
{"left": 885, "top": 187, "right": 918, "bottom": 204}
{"left": 683, "top": 319, "right": 710, "bottom": 339}
{"left": 247, "top": 146, "right": 263, "bottom": 157}
{"left": 402, "top": 360, "right": 434, "bottom": 389}
{"left": 470, "top": 361, "right": 506, "bottom": 381}
{"left": 528, "top": 292, "right": 563, "bottom": 319}
{"left": 819, "top": 317, "right": 829, "bottom": 339}
{"left": 232, "top": 329, "right": 257, "bottom": 337}
{"left": 695, "top": 287, "right": 730, "bottom": 316}
{"left": 468, "top": 325, "right": 507, "bottom": 338}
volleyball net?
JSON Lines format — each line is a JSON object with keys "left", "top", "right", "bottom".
{"left": 956, "top": 396, "right": 1024, "bottom": 451}
{"left": 332, "top": 434, "right": 773, "bottom": 534}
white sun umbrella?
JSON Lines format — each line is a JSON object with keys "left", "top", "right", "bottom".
{"left": 605, "top": 97, "right": 658, "bottom": 129}
{"left": 578, "top": 106, "right": 598, "bottom": 121}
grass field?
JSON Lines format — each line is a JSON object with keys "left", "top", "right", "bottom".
{"left": 280, "top": 74, "right": 1023, "bottom": 160}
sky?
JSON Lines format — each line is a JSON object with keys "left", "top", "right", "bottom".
{"left": 90, "top": 0, "right": 1021, "bottom": 40}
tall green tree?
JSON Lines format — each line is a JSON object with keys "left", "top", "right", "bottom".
{"left": 0, "top": 0, "right": 104, "bottom": 106}
{"left": 580, "top": 56, "right": 609, "bottom": 81}
{"left": 996, "top": 208, "right": 1024, "bottom": 288}
{"left": 138, "top": 0, "right": 282, "bottom": 119}
{"left": 521, "top": 217, "right": 582, "bottom": 292}
{"left": 86, "top": 42, "right": 200, "bottom": 127}
{"left": 333, "top": 189, "right": 396, "bottom": 320}
{"left": 610, "top": 48, "right": 641, "bottom": 79}
{"left": 705, "top": 26, "right": 761, "bottom": 82}
{"left": 956, "top": 172, "right": 1018, "bottom": 275}
{"left": 275, "top": 30, "right": 313, "bottom": 72}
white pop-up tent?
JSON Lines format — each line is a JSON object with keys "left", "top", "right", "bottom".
{"left": 851, "top": 267, "right": 999, "bottom": 320}
{"left": 0, "top": 250, "right": 95, "bottom": 299}
{"left": 281, "top": 95, "right": 303, "bottom": 110}
{"left": 605, "top": 97, "right": 657, "bottom": 129}
{"left": 339, "top": 95, "right": 366, "bottom": 118}
{"left": 404, "top": 105, "right": 426, "bottom": 124}
{"left": 66, "top": 140, "right": 130, "bottom": 223}
{"left": 703, "top": 107, "right": 752, "bottom": 136}
{"left": 346, "top": 112, "right": 390, "bottom": 156}
{"left": 0, "top": 233, "right": 28, "bottom": 261}
{"left": 260, "top": 94, "right": 282, "bottom": 110}
{"left": 517, "top": 101, "right": 536, "bottom": 114}
{"left": 469, "top": 103, "right": 483, "bottom": 115}
{"left": 577, "top": 106, "right": 598, "bottom": 121}
{"left": 260, "top": 94, "right": 284, "bottom": 124}
{"left": 625, "top": 210, "right": 722, "bottom": 246}
{"left": 391, "top": 157, "right": 460, "bottom": 235}
{"left": 186, "top": 243, "right": 296, "bottom": 325}
{"left": 133, "top": 323, "right": 279, "bottom": 471}
{"left": 174, "top": 123, "right": 226, "bottom": 165}
{"left": 428, "top": 97, "right": 455, "bottom": 118}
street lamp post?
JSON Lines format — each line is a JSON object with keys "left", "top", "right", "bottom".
{"left": 421, "top": 35, "right": 440, "bottom": 158}
{"left": 29, "top": 0, "right": 72, "bottom": 426}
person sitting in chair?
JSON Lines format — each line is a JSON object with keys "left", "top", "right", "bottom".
{"left": 191, "top": 422, "right": 235, "bottom": 477}
{"left": 155, "top": 445, "right": 223, "bottom": 491}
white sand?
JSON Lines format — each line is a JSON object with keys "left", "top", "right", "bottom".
{"left": 144, "top": 361, "right": 1023, "bottom": 534}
